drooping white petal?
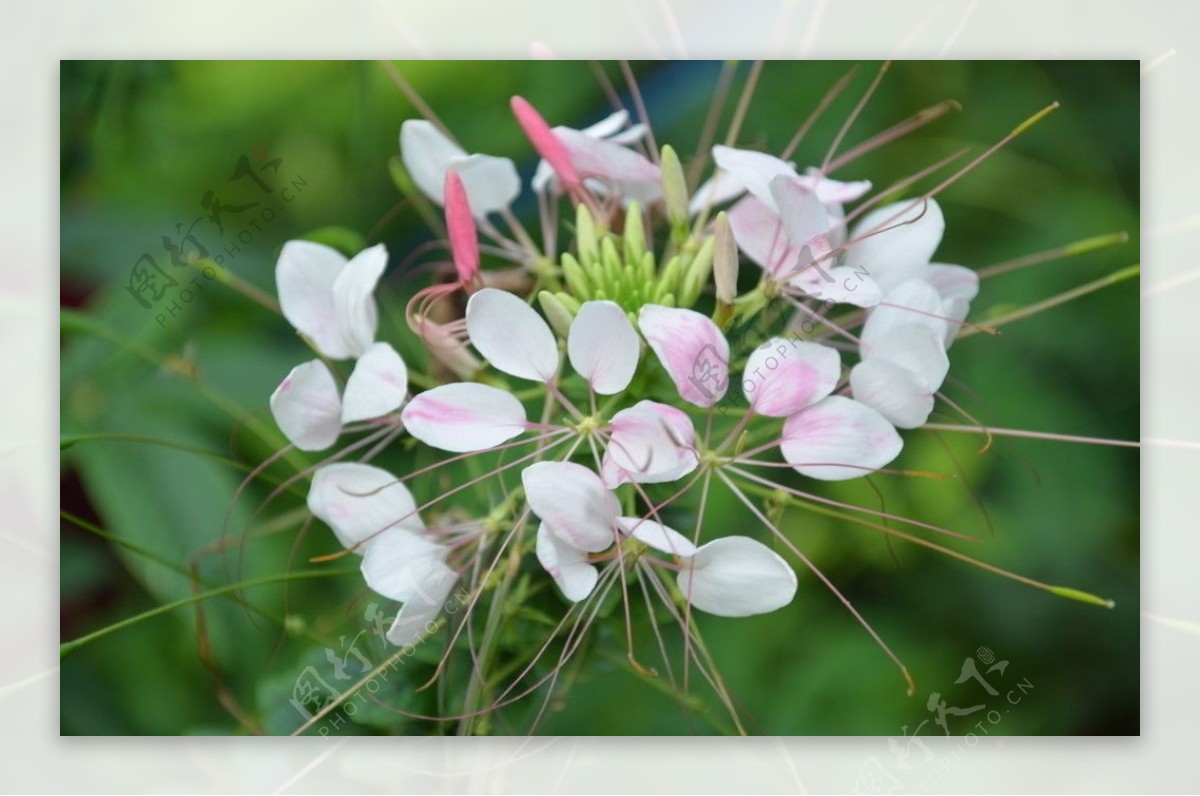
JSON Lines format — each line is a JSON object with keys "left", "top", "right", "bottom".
{"left": 600, "top": 400, "right": 699, "bottom": 487}
{"left": 331, "top": 243, "right": 387, "bottom": 359}
{"left": 711, "top": 145, "right": 797, "bottom": 212}
{"left": 383, "top": 561, "right": 458, "bottom": 648}
{"left": 275, "top": 240, "right": 348, "bottom": 359}
{"left": 342, "top": 342, "right": 408, "bottom": 423}
{"left": 521, "top": 462, "right": 617, "bottom": 554}
{"left": 536, "top": 523, "right": 599, "bottom": 602}
{"left": 401, "top": 120, "right": 467, "bottom": 204}
{"left": 307, "top": 462, "right": 424, "bottom": 551}
{"left": 780, "top": 395, "right": 903, "bottom": 481}
{"left": 676, "top": 536, "right": 797, "bottom": 617}
{"left": 926, "top": 263, "right": 980, "bottom": 346}
{"left": 842, "top": 199, "right": 944, "bottom": 292}
{"left": 270, "top": 360, "right": 342, "bottom": 451}
{"left": 742, "top": 338, "right": 841, "bottom": 418}
{"left": 567, "top": 300, "right": 639, "bottom": 394}
{"left": 361, "top": 529, "right": 447, "bottom": 600}
{"left": 863, "top": 322, "right": 950, "bottom": 389}
{"left": 849, "top": 358, "right": 936, "bottom": 430}
{"left": 465, "top": 288, "right": 559, "bottom": 382}
{"left": 400, "top": 382, "right": 527, "bottom": 453}
{"left": 400, "top": 121, "right": 520, "bottom": 217}
{"left": 787, "top": 264, "right": 884, "bottom": 308}
{"left": 860, "top": 278, "right": 947, "bottom": 352}
{"left": 770, "top": 175, "right": 830, "bottom": 246}
{"left": 638, "top": 305, "right": 730, "bottom": 407}
{"left": 797, "top": 168, "right": 872, "bottom": 204}
{"left": 616, "top": 516, "right": 697, "bottom": 558}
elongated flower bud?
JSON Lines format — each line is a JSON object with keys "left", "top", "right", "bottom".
{"left": 443, "top": 170, "right": 479, "bottom": 285}
{"left": 537, "top": 290, "right": 576, "bottom": 337}
{"left": 511, "top": 95, "right": 580, "bottom": 192}
{"left": 713, "top": 211, "right": 739, "bottom": 305}
{"left": 659, "top": 144, "right": 689, "bottom": 229}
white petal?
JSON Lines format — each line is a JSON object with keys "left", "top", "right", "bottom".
{"left": 863, "top": 322, "right": 950, "bottom": 389}
{"left": 362, "top": 530, "right": 447, "bottom": 600}
{"left": 770, "top": 174, "right": 830, "bottom": 246}
{"left": 580, "top": 109, "right": 631, "bottom": 139}
{"left": 275, "top": 240, "right": 348, "bottom": 359}
{"left": 536, "top": 523, "right": 599, "bottom": 602}
{"left": 601, "top": 400, "right": 699, "bottom": 487}
{"left": 521, "top": 462, "right": 617, "bottom": 553}
{"left": 849, "top": 358, "right": 936, "bottom": 430}
{"left": 689, "top": 169, "right": 746, "bottom": 215}
{"left": 638, "top": 305, "right": 730, "bottom": 407}
{"left": 616, "top": 516, "right": 697, "bottom": 558}
{"left": 860, "top": 278, "right": 947, "bottom": 352}
{"left": 400, "top": 382, "right": 527, "bottom": 453}
{"left": 843, "top": 199, "right": 944, "bottom": 292}
{"left": 742, "top": 338, "right": 841, "bottom": 417}
{"left": 926, "top": 263, "right": 980, "bottom": 346}
{"left": 270, "top": 360, "right": 342, "bottom": 451}
{"left": 383, "top": 561, "right": 458, "bottom": 648}
{"left": 677, "top": 536, "right": 797, "bottom": 617}
{"left": 449, "top": 153, "right": 521, "bottom": 217}
{"left": 798, "top": 168, "right": 872, "bottom": 204}
{"left": 711, "top": 145, "right": 797, "bottom": 212}
{"left": 780, "top": 395, "right": 903, "bottom": 481}
{"left": 331, "top": 244, "right": 387, "bottom": 359}
{"left": 465, "top": 288, "right": 559, "bottom": 382}
{"left": 555, "top": 126, "right": 662, "bottom": 194}
{"left": 400, "top": 120, "right": 467, "bottom": 205}
{"left": 567, "top": 300, "right": 639, "bottom": 394}
{"left": 307, "top": 462, "right": 424, "bottom": 551}
{"left": 342, "top": 342, "right": 408, "bottom": 423}
{"left": 788, "top": 265, "right": 884, "bottom": 308}
{"left": 727, "top": 195, "right": 795, "bottom": 279}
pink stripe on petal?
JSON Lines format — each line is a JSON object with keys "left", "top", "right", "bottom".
{"left": 638, "top": 305, "right": 730, "bottom": 407}
{"left": 511, "top": 95, "right": 580, "bottom": 191}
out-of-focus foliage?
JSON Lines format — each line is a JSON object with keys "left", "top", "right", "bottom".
{"left": 60, "top": 61, "right": 1138, "bottom": 735}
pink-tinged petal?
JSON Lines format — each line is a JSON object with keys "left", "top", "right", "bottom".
{"left": 536, "top": 523, "right": 599, "bottom": 602}
{"left": 465, "top": 288, "right": 559, "bottom": 382}
{"left": 727, "top": 195, "right": 794, "bottom": 279}
{"left": 511, "top": 95, "right": 581, "bottom": 191}
{"left": 927, "top": 263, "right": 979, "bottom": 345}
{"left": 601, "top": 400, "right": 699, "bottom": 487}
{"left": 780, "top": 395, "right": 903, "bottom": 481}
{"left": 676, "top": 536, "right": 797, "bottom": 617}
{"left": 689, "top": 169, "right": 747, "bottom": 215}
{"left": 331, "top": 243, "right": 387, "bottom": 359}
{"left": 860, "top": 278, "right": 947, "bottom": 352}
{"left": 850, "top": 357, "right": 935, "bottom": 430}
{"left": 843, "top": 198, "right": 944, "bottom": 292}
{"left": 307, "top": 462, "right": 424, "bottom": 551}
{"left": 382, "top": 561, "right": 458, "bottom": 647}
{"left": 521, "top": 461, "right": 617, "bottom": 553}
{"left": 797, "top": 168, "right": 872, "bottom": 204}
{"left": 638, "top": 305, "right": 731, "bottom": 407}
{"left": 616, "top": 516, "right": 697, "bottom": 558}
{"left": 554, "top": 126, "right": 662, "bottom": 201}
{"left": 400, "top": 382, "right": 527, "bottom": 453}
{"left": 787, "top": 264, "right": 884, "bottom": 308}
{"left": 270, "top": 360, "right": 342, "bottom": 451}
{"left": 443, "top": 170, "right": 479, "bottom": 284}
{"left": 742, "top": 338, "right": 841, "bottom": 417}
{"left": 342, "top": 342, "right": 409, "bottom": 424}
{"left": 275, "top": 240, "right": 347, "bottom": 359}
{"left": 711, "top": 145, "right": 797, "bottom": 212}
{"left": 862, "top": 322, "right": 950, "bottom": 390}
{"left": 400, "top": 120, "right": 467, "bottom": 205}
{"left": 567, "top": 300, "right": 639, "bottom": 394}
{"left": 581, "top": 109, "right": 632, "bottom": 140}
{"left": 770, "top": 174, "right": 830, "bottom": 246}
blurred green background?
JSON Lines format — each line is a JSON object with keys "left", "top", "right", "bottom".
{"left": 59, "top": 61, "right": 1138, "bottom": 735}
